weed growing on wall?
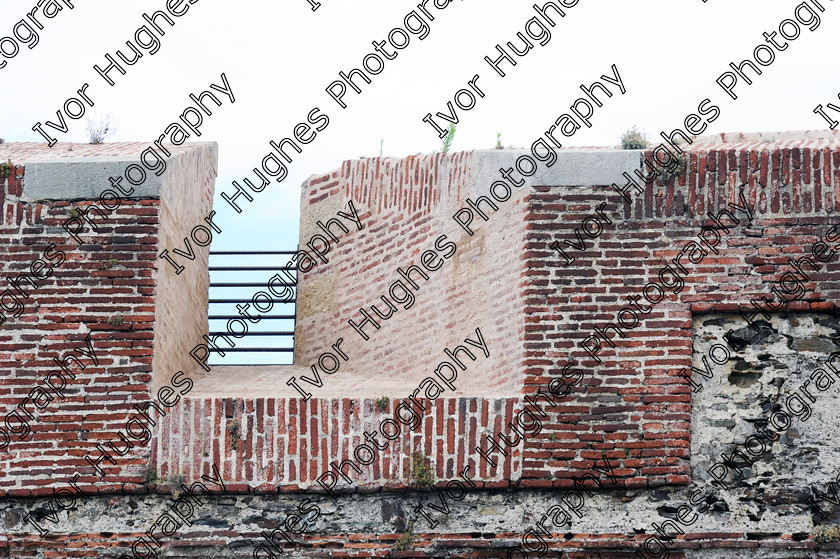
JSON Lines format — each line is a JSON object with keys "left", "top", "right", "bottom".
{"left": 410, "top": 452, "right": 434, "bottom": 487}
{"left": 620, "top": 126, "right": 649, "bottom": 149}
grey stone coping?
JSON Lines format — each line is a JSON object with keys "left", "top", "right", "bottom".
{"left": 20, "top": 143, "right": 218, "bottom": 201}
{"left": 471, "top": 149, "right": 643, "bottom": 188}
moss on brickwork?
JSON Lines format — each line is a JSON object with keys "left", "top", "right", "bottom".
{"left": 813, "top": 525, "right": 840, "bottom": 543}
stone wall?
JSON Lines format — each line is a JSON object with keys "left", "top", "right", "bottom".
{"left": 5, "top": 135, "right": 840, "bottom": 557}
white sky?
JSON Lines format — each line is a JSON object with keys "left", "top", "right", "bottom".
{"left": 1, "top": 0, "right": 838, "bottom": 249}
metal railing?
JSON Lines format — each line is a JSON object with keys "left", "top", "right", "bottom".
{"left": 207, "top": 251, "right": 297, "bottom": 365}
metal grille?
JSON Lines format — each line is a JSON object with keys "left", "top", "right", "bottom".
{"left": 207, "top": 251, "right": 297, "bottom": 365}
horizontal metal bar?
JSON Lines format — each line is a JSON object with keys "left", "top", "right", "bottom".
{"left": 208, "top": 348, "right": 294, "bottom": 352}
{"left": 206, "top": 244, "right": 297, "bottom": 355}
{"left": 209, "top": 283, "right": 296, "bottom": 287}
{"left": 208, "top": 364, "right": 291, "bottom": 367}
{"left": 209, "top": 251, "right": 298, "bottom": 255}
{"left": 208, "top": 331, "right": 294, "bottom": 336}
{"left": 207, "top": 266, "right": 295, "bottom": 272}
{"left": 209, "top": 315, "right": 296, "bottom": 320}
{"left": 209, "top": 299, "right": 295, "bottom": 304}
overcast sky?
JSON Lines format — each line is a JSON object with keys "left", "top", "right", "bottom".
{"left": 1, "top": 0, "right": 838, "bottom": 249}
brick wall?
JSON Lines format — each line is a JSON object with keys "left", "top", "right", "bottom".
{"left": 164, "top": 137, "right": 840, "bottom": 495}
{"left": 6, "top": 135, "right": 840, "bottom": 557}
{"left": 168, "top": 151, "right": 532, "bottom": 490}
{"left": 523, "top": 137, "right": 840, "bottom": 488}
{"left": 295, "top": 152, "right": 527, "bottom": 397}
{"left": 0, "top": 143, "right": 216, "bottom": 496}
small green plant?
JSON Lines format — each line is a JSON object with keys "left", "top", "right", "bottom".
{"left": 167, "top": 472, "right": 186, "bottom": 499}
{"left": 813, "top": 525, "right": 840, "bottom": 543}
{"left": 393, "top": 519, "right": 416, "bottom": 551}
{"left": 167, "top": 472, "right": 185, "bottom": 487}
{"left": 624, "top": 448, "right": 631, "bottom": 458}
{"left": 496, "top": 131, "right": 503, "bottom": 149}
{"left": 228, "top": 419, "right": 240, "bottom": 448}
{"left": 101, "top": 258, "right": 118, "bottom": 270}
{"left": 652, "top": 151, "right": 687, "bottom": 185}
{"left": 548, "top": 432, "right": 557, "bottom": 442}
{"left": 621, "top": 129, "right": 688, "bottom": 185}
{"left": 142, "top": 464, "right": 157, "bottom": 485}
{"left": 107, "top": 313, "right": 125, "bottom": 326}
{"left": 67, "top": 207, "right": 84, "bottom": 219}
{"left": 440, "top": 123, "right": 456, "bottom": 154}
{"left": 374, "top": 396, "right": 390, "bottom": 412}
{"left": 410, "top": 451, "right": 434, "bottom": 487}
{"left": 0, "top": 158, "right": 12, "bottom": 179}
{"left": 620, "top": 126, "right": 649, "bottom": 150}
